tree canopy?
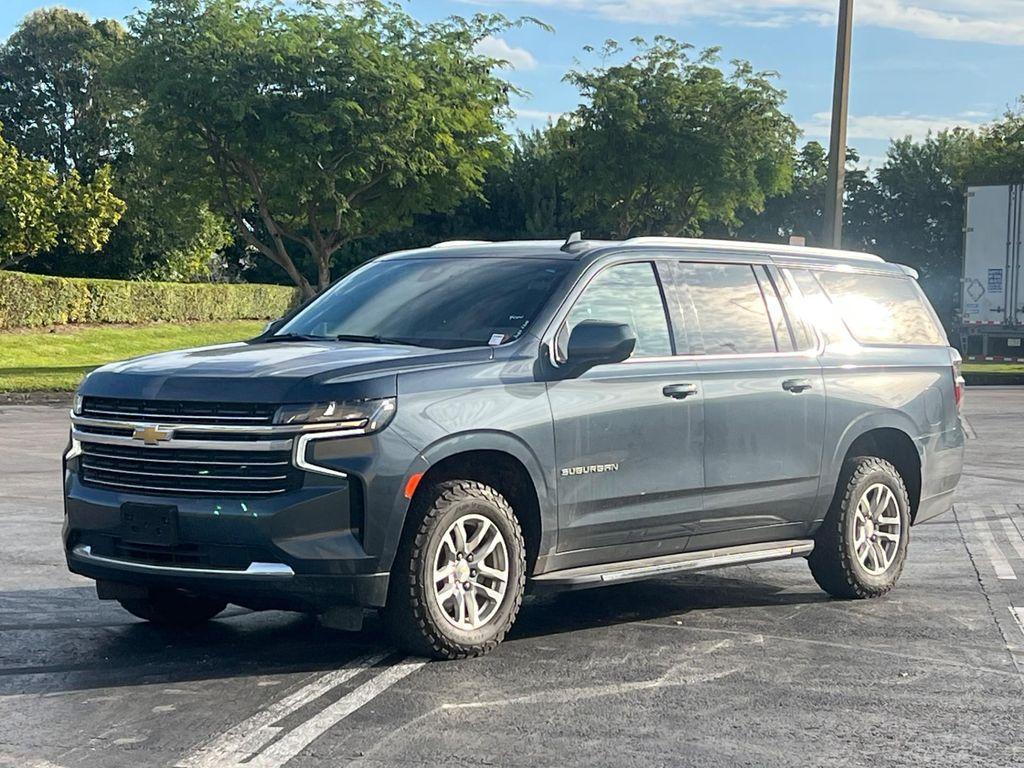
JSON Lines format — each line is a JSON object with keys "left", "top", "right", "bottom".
{"left": 557, "top": 38, "right": 798, "bottom": 238}
{"left": 0, "top": 8, "right": 128, "bottom": 181}
{"left": 0, "top": 126, "right": 125, "bottom": 269}
{"left": 119, "top": 0, "right": 523, "bottom": 296}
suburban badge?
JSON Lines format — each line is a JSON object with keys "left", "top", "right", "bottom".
{"left": 560, "top": 463, "right": 620, "bottom": 477}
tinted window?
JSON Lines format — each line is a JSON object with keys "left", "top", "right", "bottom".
{"left": 814, "top": 270, "right": 946, "bottom": 345}
{"left": 753, "top": 267, "right": 795, "bottom": 352}
{"left": 774, "top": 269, "right": 816, "bottom": 350}
{"left": 564, "top": 262, "right": 672, "bottom": 358}
{"left": 786, "top": 268, "right": 851, "bottom": 344}
{"left": 679, "top": 263, "right": 777, "bottom": 355}
{"left": 279, "top": 257, "right": 572, "bottom": 349}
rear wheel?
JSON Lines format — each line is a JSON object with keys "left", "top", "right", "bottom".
{"left": 384, "top": 479, "right": 526, "bottom": 659}
{"left": 118, "top": 588, "right": 227, "bottom": 627}
{"left": 808, "top": 456, "right": 911, "bottom": 599}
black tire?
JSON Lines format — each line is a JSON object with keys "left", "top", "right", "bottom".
{"left": 384, "top": 479, "right": 526, "bottom": 660}
{"left": 808, "top": 456, "right": 911, "bottom": 599}
{"left": 119, "top": 588, "right": 227, "bottom": 627}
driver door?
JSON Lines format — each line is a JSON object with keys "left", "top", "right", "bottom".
{"left": 545, "top": 260, "right": 705, "bottom": 558}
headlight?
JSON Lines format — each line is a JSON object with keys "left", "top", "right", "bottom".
{"left": 273, "top": 397, "right": 396, "bottom": 433}
{"left": 73, "top": 393, "right": 84, "bottom": 415}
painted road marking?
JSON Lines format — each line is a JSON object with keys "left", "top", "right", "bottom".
{"left": 247, "top": 658, "right": 426, "bottom": 768}
{"left": 961, "top": 506, "right": 1017, "bottom": 581}
{"left": 1010, "top": 607, "right": 1024, "bottom": 639}
{"left": 177, "top": 650, "right": 391, "bottom": 768}
{"left": 999, "top": 517, "right": 1024, "bottom": 561}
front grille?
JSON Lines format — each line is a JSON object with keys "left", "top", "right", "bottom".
{"left": 79, "top": 441, "right": 301, "bottom": 496}
{"left": 81, "top": 397, "right": 277, "bottom": 425}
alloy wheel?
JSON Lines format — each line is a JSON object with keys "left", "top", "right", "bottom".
{"left": 853, "top": 482, "right": 902, "bottom": 575}
{"left": 432, "top": 513, "right": 510, "bottom": 630}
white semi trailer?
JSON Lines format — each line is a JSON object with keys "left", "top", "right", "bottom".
{"left": 960, "top": 183, "right": 1024, "bottom": 358}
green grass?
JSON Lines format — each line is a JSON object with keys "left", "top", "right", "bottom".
{"left": 963, "top": 362, "right": 1024, "bottom": 374}
{"left": 0, "top": 320, "right": 266, "bottom": 392}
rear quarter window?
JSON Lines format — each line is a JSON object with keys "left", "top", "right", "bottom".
{"left": 812, "top": 270, "right": 946, "bottom": 346}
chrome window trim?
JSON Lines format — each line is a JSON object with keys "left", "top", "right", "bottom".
{"left": 72, "top": 544, "right": 295, "bottom": 578}
{"left": 545, "top": 257, "right": 676, "bottom": 367}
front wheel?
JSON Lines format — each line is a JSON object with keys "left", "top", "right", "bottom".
{"left": 118, "top": 588, "right": 227, "bottom": 627}
{"left": 808, "top": 456, "right": 911, "bottom": 599}
{"left": 384, "top": 479, "right": 526, "bottom": 659}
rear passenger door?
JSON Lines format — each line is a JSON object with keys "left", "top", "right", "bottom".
{"left": 672, "top": 259, "right": 826, "bottom": 546}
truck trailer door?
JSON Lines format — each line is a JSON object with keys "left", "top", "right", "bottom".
{"left": 963, "top": 184, "right": 1016, "bottom": 327}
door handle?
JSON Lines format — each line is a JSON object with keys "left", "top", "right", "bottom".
{"left": 782, "top": 378, "right": 812, "bottom": 393}
{"left": 663, "top": 383, "right": 699, "bottom": 400}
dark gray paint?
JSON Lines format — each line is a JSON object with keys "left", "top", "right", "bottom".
{"left": 64, "top": 239, "right": 965, "bottom": 610}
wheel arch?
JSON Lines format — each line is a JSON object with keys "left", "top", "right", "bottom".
{"left": 830, "top": 421, "right": 922, "bottom": 523}
{"left": 401, "top": 432, "right": 555, "bottom": 576}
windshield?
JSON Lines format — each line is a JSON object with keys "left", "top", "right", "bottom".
{"left": 277, "top": 257, "right": 573, "bottom": 349}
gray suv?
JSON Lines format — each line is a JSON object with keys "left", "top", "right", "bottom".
{"left": 63, "top": 236, "right": 965, "bottom": 659}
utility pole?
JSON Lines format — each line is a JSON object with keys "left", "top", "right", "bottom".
{"left": 823, "top": 0, "right": 854, "bottom": 249}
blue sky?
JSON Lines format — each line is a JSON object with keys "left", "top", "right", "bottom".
{"left": 3, "top": 1, "right": 1021, "bottom": 167}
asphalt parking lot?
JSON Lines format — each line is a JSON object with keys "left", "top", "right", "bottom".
{"left": 1, "top": 389, "right": 1023, "bottom": 768}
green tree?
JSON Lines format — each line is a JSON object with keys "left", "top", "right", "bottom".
{"left": 120, "top": 0, "right": 521, "bottom": 297}
{"left": 0, "top": 8, "right": 128, "bottom": 181}
{"left": 0, "top": 7, "right": 231, "bottom": 281}
{"left": 0, "top": 127, "right": 125, "bottom": 269}
{"left": 558, "top": 37, "right": 798, "bottom": 238}
{"left": 958, "top": 98, "right": 1024, "bottom": 185}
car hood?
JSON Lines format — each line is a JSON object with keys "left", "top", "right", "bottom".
{"left": 79, "top": 340, "right": 495, "bottom": 404}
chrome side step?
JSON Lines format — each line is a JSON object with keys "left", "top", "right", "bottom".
{"left": 532, "top": 539, "right": 814, "bottom": 590}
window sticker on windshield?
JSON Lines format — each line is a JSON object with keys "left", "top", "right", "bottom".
{"left": 488, "top": 333, "right": 506, "bottom": 346}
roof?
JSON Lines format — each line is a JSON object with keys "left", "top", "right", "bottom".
{"left": 380, "top": 236, "right": 888, "bottom": 266}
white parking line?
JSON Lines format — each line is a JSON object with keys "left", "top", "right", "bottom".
{"left": 1009, "top": 608, "right": 1024, "bottom": 640}
{"left": 247, "top": 658, "right": 426, "bottom": 768}
{"left": 999, "top": 517, "right": 1024, "bottom": 561}
{"left": 177, "top": 650, "right": 391, "bottom": 768}
{"left": 960, "top": 506, "right": 1017, "bottom": 580}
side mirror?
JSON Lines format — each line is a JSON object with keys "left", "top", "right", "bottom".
{"left": 564, "top": 321, "right": 636, "bottom": 373}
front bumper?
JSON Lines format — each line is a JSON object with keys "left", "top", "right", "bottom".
{"left": 63, "top": 469, "right": 392, "bottom": 610}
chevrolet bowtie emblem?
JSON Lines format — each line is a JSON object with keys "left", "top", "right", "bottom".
{"left": 132, "top": 425, "right": 173, "bottom": 445}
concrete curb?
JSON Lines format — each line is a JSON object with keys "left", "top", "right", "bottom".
{"left": 0, "top": 391, "right": 75, "bottom": 406}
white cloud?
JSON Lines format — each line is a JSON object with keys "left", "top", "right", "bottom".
{"left": 493, "top": 1, "right": 1024, "bottom": 46}
{"left": 515, "top": 108, "right": 566, "bottom": 122}
{"left": 801, "top": 111, "right": 988, "bottom": 141}
{"left": 474, "top": 36, "right": 538, "bottom": 70}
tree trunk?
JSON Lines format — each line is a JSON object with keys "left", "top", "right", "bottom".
{"left": 316, "top": 248, "right": 332, "bottom": 293}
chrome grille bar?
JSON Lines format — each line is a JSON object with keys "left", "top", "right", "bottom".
{"left": 79, "top": 477, "right": 290, "bottom": 495}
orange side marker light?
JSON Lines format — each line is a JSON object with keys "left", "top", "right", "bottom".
{"left": 404, "top": 472, "right": 424, "bottom": 499}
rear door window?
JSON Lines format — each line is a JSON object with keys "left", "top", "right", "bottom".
{"left": 678, "top": 262, "right": 778, "bottom": 355}
{"left": 812, "top": 270, "right": 946, "bottom": 345}
{"left": 563, "top": 261, "right": 673, "bottom": 358}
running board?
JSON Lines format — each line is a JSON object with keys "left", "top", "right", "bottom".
{"left": 531, "top": 539, "right": 815, "bottom": 590}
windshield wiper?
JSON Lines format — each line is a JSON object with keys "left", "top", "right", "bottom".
{"left": 257, "top": 333, "right": 329, "bottom": 343}
{"left": 335, "top": 333, "right": 433, "bottom": 348}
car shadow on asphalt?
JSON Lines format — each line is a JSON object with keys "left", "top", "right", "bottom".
{"left": 0, "top": 573, "right": 828, "bottom": 694}
{"left": 511, "top": 570, "right": 829, "bottom": 641}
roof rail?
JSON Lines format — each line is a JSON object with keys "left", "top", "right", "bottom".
{"left": 622, "top": 236, "right": 884, "bottom": 263}
{"left": 430, "top": 240, "right": 491, "bottom": 249}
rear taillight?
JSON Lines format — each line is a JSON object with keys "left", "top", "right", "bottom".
{"left": 951, "top": 349, "right": 965, "bottom": 410}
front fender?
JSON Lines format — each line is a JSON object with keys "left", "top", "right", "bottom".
{"left": 379, "top": 429, "right": 557, "bottom": 575}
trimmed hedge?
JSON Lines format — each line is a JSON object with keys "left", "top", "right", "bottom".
{"left": 0, "top": 270, "right": 298, "bottom": 329}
